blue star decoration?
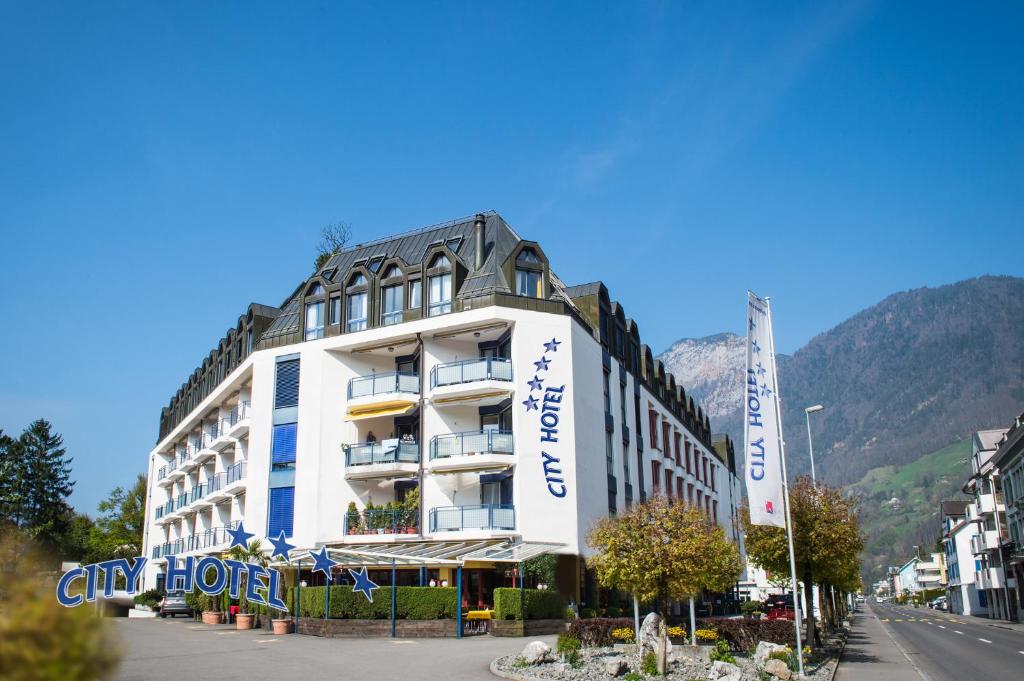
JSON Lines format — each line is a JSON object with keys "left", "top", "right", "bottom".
{"left": 761, "top": 383, "right": 773, "bottom": 398}
{"left": 751, "top": 340, "right": 762, "bottom": 354}
{"left": 756, "top": 361, "right": 767, "bottom": 377}
{"left": 310, "top": 546, "right": 338, "bottom": 581}
{"left": 534, "top": 356, "right": 550, "bottom": 371}
{"left": 522, "top": 395, "right": 539, "bottom": 411}
{"left": 527, "top": 375, "right": 544, "bottom": 391}
{"left": 226, "top": 522, "right": 255, "bottom": 549}
{"left": 269, "top": 531, "right": 296, "bottom": 561}
{"left": 543, "top": 338, "right": 561, "bottom": 353}
{"left": 348, "top": 566, "right": 380, "bottom": 603}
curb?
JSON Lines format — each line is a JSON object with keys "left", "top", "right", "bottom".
{"left": 827, "top": 616, "right": 853, "bottom": 681}
{"left": 489, "top": 657, "right": 534, "bottom": 681}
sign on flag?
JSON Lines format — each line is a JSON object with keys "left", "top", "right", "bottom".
{"left": 744, "top": 291, "right": 785, "bottom": 528}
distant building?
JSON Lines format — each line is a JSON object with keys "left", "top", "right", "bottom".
{"left": 915, "top": 552, "right": 946, "bottom": 592}
{"left": 941, "top": 500, "right": 988, "bottom": 615}
{"left": 963, "top": 428, "right": 1016, "bottom": 621}
{"left": 991, "top": 412, "right": 1024, "bottom": 621}
{"left": 896, "top": 557, "right": 919, "bottom": 596}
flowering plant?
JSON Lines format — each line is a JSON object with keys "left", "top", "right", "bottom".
{"left": 611, "top": 627, "right": 635, "bottom": 642}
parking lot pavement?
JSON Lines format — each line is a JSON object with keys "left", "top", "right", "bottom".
{"left": 110, "top": 617, "right": 556, "bottom": 681}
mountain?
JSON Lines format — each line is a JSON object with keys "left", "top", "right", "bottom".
{"left": 660, "top": 275, "right": 1024, "bottom": 581}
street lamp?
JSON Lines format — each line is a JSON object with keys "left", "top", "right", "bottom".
{"left": 804, "top": 405, "right": 824, "bottom": 484}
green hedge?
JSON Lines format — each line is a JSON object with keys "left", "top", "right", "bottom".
{"left": 285, "top": 586, "right": 457, "bottom": 620}
{"left": 493, "top": 588, "right": 564, "bottom": 620}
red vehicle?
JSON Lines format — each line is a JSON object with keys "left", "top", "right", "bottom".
{"left": 764, "top": 595, "right": 796, "bottom": 621}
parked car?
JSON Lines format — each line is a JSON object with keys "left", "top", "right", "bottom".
{"left": 765, "top": 605, "right": 795, "bottom": 620}
{"left": 928, "top": 596, "right": 947, "bottom": 611}
{"left": 159, "top": 590, "right": 192, "bottom": 618}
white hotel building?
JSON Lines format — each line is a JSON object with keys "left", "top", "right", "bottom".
{"left": 142, "top": 212, "right": 742, "bottom": 610}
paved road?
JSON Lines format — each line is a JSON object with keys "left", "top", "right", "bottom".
{"left": 110, "top": 617, "right": 554, "bottom": 681}
{"left": 867, "top": 602, "right": 1024, "bottom": 681}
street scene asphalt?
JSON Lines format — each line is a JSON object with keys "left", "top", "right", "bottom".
{"left": 864, "top": 602, "right": 1024, "bottom": 681}
{"left": 110, "top": 617, "right": 556, "bottom": 681}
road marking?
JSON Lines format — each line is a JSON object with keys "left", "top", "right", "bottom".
{"left": 881, "top": 618, "right": 890, "bottom": 622}
{"left": 216, "top": 631, "right": 238, "bottom": 636}
{"left": 1019, "top": 651, "right": 1024, "bottom": 655}
{"left": 254, "top": 639, "right": 280, "bottom": 644}
{"left": 896, "top": 618, "right": 904, "bottom": 622}
{"left": 938, "top": 625, "right": 946, "bottom": 629}
{"left": 978, "top": 638, "right": 991, "bottom": 644}
{"left": 954, "top": 630, "right": 964, "bottom": 635}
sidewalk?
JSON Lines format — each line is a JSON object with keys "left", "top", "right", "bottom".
{"left": 833, "top": 613, "right": 923, "bottom": 681}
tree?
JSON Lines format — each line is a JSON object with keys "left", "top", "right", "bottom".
{"left": 587, "top": 497, "right": 742, "bottom": 674}
{"left": 227, "top": 539, "right": 267, "bottom": 614}
{"left": 57, "top": 512, "right": 94, "bottom": 564}
{"left": 17, "top": 420, "right": 74, "bottom": 550}
{"left": 742, "top": 477, "right": 862, "bottom": 647}
{"left": 87, "top": 474, "right": 146, "bottom": 562}
{"left": 314, "top": 221, "right": 352, "bottom": 270}
{"left": 0, "top": 429, "right": 26, "bottom": 530}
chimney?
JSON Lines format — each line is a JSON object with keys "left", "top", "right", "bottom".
{"left": 474, "top": 213, "right": 486, "bottom": 270}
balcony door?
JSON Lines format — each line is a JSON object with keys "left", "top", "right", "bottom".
{"left": 481, "top": 473, "right": 513, "bottom": 506}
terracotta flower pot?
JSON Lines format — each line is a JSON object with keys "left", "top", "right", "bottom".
{"left": 272, "top": 619, "right": 293, "bottom": 635}
{"left": 202, "top": 611, "right": 223, "bottom": 625}
{"left": 235, "top": 613, "right": 255, "bottom": 630}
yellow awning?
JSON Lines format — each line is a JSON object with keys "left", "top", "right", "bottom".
{"left": 346, "top": 400, "right": 416, "bottom": 421}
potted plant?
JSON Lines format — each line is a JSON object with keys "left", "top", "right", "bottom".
{"left": 228, "top": 538, "right": 267, "bottom": 630}
{"left": 363, "top": 501, "right": 376, "bottom": 535}
{"left": 346, "top": 501, "right": 360, "bottom": 535}
{"left": 196, "top": 565, "right": 224, "bottom": 624}
{"left": 402, "top": 487, "right": 420, "bottom": 534}
{"left": 270, "top": 574, "right": 293, "bottom": 635}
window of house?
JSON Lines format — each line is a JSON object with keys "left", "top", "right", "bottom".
{"left": 662, "top": 423, "right": 671, "bottom": 458}
{"left": 665, "top": 470, "right": 673, "bottom": 497}
{"left": 652, "top": 460, "right": 661, "bottom": 491}
{"left": 514, "top": 248, "right": 543, "bottom": 298}
{"left": 381, "top": 283, "right": 403, "bottom": 325}
{"left": 427, "top": 254, "right": 452, "bottom": 316}
{"left": 603, "top": 370, "right": 611, "bottom": 415}
{"left": 606, "top": 431, "right": 614, "bottom": 476}
{"left": 685, "top": 440, "right": 691, "bottom": 474}
{"left": 346, "top": 273, "right": 368, "bottom": 332}
{"left": 304, "top": 299, "right": 325, "bottom": 340}
{"left": 623, "top": 443, "right": 630, "bottom": 484}
{"left": 649, "top": 411, "right": 659, "bottom": 449}
{"left": 328, "top": 293, "right": 341, "bottom": 326}
{"left": 674, "top": 432, "right": 681, "bottom": 466}
{"left": 619, "top": 384, "right": 627, "bottom": 424}
{"left": 408, "top": 279, "right": 422, "bottom": 309}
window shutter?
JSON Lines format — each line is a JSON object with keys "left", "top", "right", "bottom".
{"left": 268, "top": 486, "right": 295, "bottom": 538}
{"left": 274, "top": 359, "right": 300, "bottom": 409}
{"left": 272, "top": 423, "right": 298, "bottom": 464}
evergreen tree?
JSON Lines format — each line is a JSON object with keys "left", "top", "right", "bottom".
{"left": 0, "top": 430, "right": 26, "bottom": 530}
{"left": 18, "top": 420, "right": 74, "bottom": 548}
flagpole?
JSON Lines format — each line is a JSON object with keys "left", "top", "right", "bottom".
{"left": 765, "top": 296, "right": 805, "bottom": 678}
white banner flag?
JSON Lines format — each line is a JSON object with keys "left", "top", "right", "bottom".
{"left": 744, "top": 292, "right": 785, "bottom": 528}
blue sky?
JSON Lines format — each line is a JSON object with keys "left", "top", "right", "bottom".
{"left": 1, "top": 1, "right": 1021, "bottom": 514}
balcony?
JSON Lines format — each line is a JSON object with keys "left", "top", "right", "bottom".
{"left": 157, "top": 465, "right": 173, "bottom": 487}
{"left": 972, "top": 529, "right": 1001, "bottom": 554}
{"left": 212, "top": 401, "right": 252, "bottom": 446}
{"left": 344, "top": 507, "right": 420, "bottom": 537}
{"left": 977, "top": 566, "right": 1007, "bottom": 590}
{"left": 429, "top": 358, "right": 513, "bottom": 407}
{"left": 979, "top": 494, "right": 1004, "bottom": 516}
{"left": 207, "top": 461, "right": 247, "bottom": 501}
{"left": 346, "top": 372, "right": 420, "bottom": 421}
{"left": 428, "top": 504, "right": 516, "bottom": 533}
{"left": 344, "top": 441, "right": 420, "bottom": 480}
{"left": 427, "top": 430, "right": 514, "bottom": 473}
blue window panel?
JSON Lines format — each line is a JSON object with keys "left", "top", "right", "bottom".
{"left": 272, "top": 423, "right": 297, "bottom": 464}
{"left": 268, "top": 486, "right": 295, "bottom": 538}
{"left": 275, "top": 359, "right": 300, "bottom": 409}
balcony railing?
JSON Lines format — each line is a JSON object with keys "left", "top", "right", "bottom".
{"left": 151, "top": 545, "right": 162, "bottom": 558}
{"left": 163, "top": 500, "right": 174, "bottom": 515}
{"left": 175, "top": 493, "right": 189, "bottom": 510}
{"left": 157, "top": 465, "right": 169, "bottom": 480}
{"left": 429, "top": 504, "right": 515, "bottom": 532}
{"left": 348, "top": 372, "right": 420, "bottom": 399}
{"left": 155, "top": 506, "right": 165, "bottom": 521}
{"left": 207, "top": 472, "right": 226, "bottom": 494}
{"left": 219, "top": 401, "right": 251, "bottom": 432}
{"left": 345, "top": 441, "right": 420, "bottom": 467}
{"left": 226, "top": 460, "right": 247, "bottom": 484}
{"left": 188, "top": 483, "right": 207, "bottom": 505}
{"left": 430, "top": 430, "right": 514, "bottom": 459}
{"left": 430, "top": 357, "right": 512, "bottom": 388}
{"left": 344, "top": 507, "right": 420, "bottom": 535}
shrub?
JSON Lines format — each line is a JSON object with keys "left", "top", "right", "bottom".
{"left": 605, "top": 605, "right": 623, "bottom": 617}
{"left": 556, "top": 633, "right": 581, "bottom": 666}
{"left": 740, "top": 600, "right": 764, "bottom": 616}
{"left": 565, "top": 606, "right": 578, "bottom": 621}
{"left": 580, "top": 607, "right": 597, "bottom": 619}
{"left": 134, "top": 588, "right": 163, "bottom": 608}
{"left": 623, "top": 673, "right": 643, "bottom": 681}
{"left": 694, "top": 628, "right": 718, "bottom": 643}
{"left": 667, "top": 625, "right": 686, "bottom": 639}
{"left": 695, "top": 617, "right": 796, "bottom": 651}
{"left": 567, "top": 617, "right": 635, "bottom": 647}
{"left": 641, "top": 652, "right": 659, "bottom": 676}
{"left": 709, "top": 639, "right": 736, "bottom": 665}
{"left": 285, "top": 586, "right": 457, "bottom": 620}
{"left": 493, "top": 588, "right": 564, "bottom": 620}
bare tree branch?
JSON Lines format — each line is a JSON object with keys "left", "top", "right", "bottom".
{"left": 315, "top": 221, "right": 353, "bottom": 270}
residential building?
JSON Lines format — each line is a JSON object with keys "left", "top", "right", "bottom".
{"left": 915, "top": 552, "right": 945, "bottom": 592}
{"left": 896, "top": 557, "right": 919, "bottom": 596}
{"left": 141, "top": 212, "right": 740, "bottom": 612}
{"left": 941, "top": 500, "right": 988, "bottom": 615}
{"left": 992, "top": 411, "right": 1024, "bottom": 621}
{"left": 963, "top": 428, "right": 1015, "bottom": 621}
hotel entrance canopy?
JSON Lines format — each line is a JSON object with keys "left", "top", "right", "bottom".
{"left": 277, "top": 539, "right": 563, "bottom": 568}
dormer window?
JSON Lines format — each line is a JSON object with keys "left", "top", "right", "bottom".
{"left": 427, "top": 254, "right": 452, "bottom": 316}
{"left": 515, "top": 248, "right": 543, "bottom": 298}
{"left": 381, "top": 266, "right": 403, "bottom": 326}
{"left": 346, "top": 273, "right": 368, "bottom": 332}
{"left": 304, "top": 282, "right": 326, "bottom": 340}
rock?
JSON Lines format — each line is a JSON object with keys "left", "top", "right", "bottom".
{"left": 603, "top": 657, "right": 628, "bottom": 676}
{"left": 638, "top": 612, "right": 673, "bottom": 656}
{"left": 709, "top": 660, "right": 742, "bottom": 681}
{"left": 764, "top": 658, "right": 792, "bottom": 680}
{"left": 674, "top": 644, "right": 712, "bottom": 663}
{"left": 753, "top": 641, "right": 789, "bottom": 666}
{"left": 521, "top": 640, "right": 552, "bottom": 665}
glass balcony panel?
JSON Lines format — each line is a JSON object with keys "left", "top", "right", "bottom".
{"left": 348, "top": 372, "right": 420, "bottom": 399}
{"left": 429, "top": 504, "right": 515, "bottom": 531}
{"left": 430, "top": 358, "right": 512, "bottom": 388}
